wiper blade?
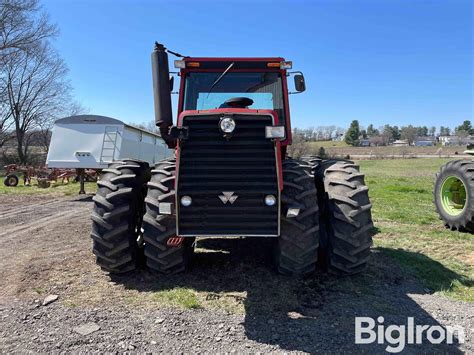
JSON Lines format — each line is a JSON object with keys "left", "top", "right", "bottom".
{"left": 206, "top": 62, "right": 234, "bottom": 98}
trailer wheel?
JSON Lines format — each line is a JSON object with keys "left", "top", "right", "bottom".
{"left": 90, "top": 160, "right": 150, "bottom": 273}
{"left": 434, "top": 159, "right": 474, "bottom": 232}
{"left": 274, "top": 158, "right": 320, "bottom": 276}
{"left": 4, "top": 174, "right": 19, "bottom": 187}
{"left": 142, "top": 157, "right": 195, "bottom": 274}
{"left": 314, "top": 159, "right": 373, "bottom": 275}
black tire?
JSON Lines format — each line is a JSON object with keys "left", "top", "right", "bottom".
{"left": 4, "top": 174, "right": 19, "bottom": 187}
{"left": 434, "top": 159, "right": 474, "bottom": 232}
{"left": 90, "top": 160, "right": 150, "bottom": 273}
{"left": 274, "top": 158, "right": 320, "bottom": 276}
{"left": 142, "top": 157, "right": 195, "bottom": 274}
{"left": 312, "top": 159, "right": 373, "bottom": 275}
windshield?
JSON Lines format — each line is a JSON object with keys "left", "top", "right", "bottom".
{"left": 183, "top": 72, "right": 286, "bottom": 124}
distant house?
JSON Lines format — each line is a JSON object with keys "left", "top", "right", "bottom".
{"left": 359, "top": 139, "right": 371, "bottom": 147}
{"left": 439, "top": 136, "right": 459, "bottom": 146}
{"left": 393, "top": 139, "right": 409, "bottom": 147}
{"left": 439, "top": 135, "right": 474, "bottom": 146}
{"left": 415, "top": 136, "right": 436, "bottom": 147}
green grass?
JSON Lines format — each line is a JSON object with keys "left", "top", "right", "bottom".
{"left": 359, "top": 158, "right": 474, "bottom": 301}
{"left": 151, "top": 287, "right": 202, "bottom": 309}
{"left": 0, "top": 175, "right": 97, "bottom": 196}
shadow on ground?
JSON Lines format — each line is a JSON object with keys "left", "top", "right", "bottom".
{"left": 111, "top": 237, "right": 466, "bottom": 353}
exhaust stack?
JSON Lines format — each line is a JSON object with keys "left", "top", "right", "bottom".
{"left": 151, "top": 42, "right": 173, "bottom": 146}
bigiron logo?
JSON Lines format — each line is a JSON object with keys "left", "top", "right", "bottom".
{"left": 219, "top": 191, "right": 238, "bottom": 205}
{"left": 355, "top": 316, "right": 465, "bottom": 353}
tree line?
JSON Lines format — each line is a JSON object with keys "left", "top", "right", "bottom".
{"left": 292, "top": 126, "right": 346, "bottom": 142}
{"left": 0, "top": 0, "right": 84, "bottom": 164}
{"left": 344, "top": 120, "right": 470, "bottom": 147}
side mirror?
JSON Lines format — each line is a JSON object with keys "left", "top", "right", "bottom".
{"left": 294, "top": 74, "right": 306, "bottom": 92}
{"left": 169, "top": 75, "right": 174, "bottom": 92}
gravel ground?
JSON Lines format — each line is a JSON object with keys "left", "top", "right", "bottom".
{"left": 0, "top": 194, "right": 471, "bottom": 353}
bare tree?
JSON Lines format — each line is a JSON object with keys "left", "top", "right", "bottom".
{"left": 400, "top": 125, "right": 417, "bottom": 145}
{"left": 334, "top": 126, "right": 345, "bottom": 140}
{"left": 0, "top": 86, "right": 14, "bottom": 147}
{"left": 132, "top": 120, "right": 160, "bottom": 134}
{"left": 1, "top": 42, "right": 71, "bottom": 163}
{"left": 67, "top": 101, "right": 88, "bottom": 117}
{"left": 36, "top": 103, "right": 88, "bottom": 154}
{"left": 287, "top": 130, "right": 309, "bottom": 158}
{"left": 0, "top": 0, "right": 83, "bottom": 163}
{"left": 0, "top": 0, "right": 57, "bottom": 55}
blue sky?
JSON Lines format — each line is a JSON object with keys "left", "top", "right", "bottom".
{"left": 43, "top": 0, "right": 472, "bottom": 130}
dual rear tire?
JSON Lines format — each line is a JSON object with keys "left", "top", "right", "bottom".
{"left": 141, "top": 157, "right": 195, "bottom": 274}
{"left": 91, "top": 160, "right": 150, "bottom": 273}
{"left": 91, "top": 157, "right": 373, "bottom": 276}
{"left": 91, "top": 158, "right": 194, "bottom": 275}
{"left": 311, "top": 159, "right": 374, "bottom": 275}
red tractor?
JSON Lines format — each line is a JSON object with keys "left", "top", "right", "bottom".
{"left": 90, "top": 43, "right": 373, "bottom": 276}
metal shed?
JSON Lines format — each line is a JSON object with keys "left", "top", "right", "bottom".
{"left": 46, "top": 115, "right": 172, "bottom": 169}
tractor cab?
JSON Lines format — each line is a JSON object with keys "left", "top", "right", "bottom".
{"left": 174, "top": 57, "right": 306, "bottom": 146}
{"left": 151, "top": 44, "right": 305, "bottom": 151}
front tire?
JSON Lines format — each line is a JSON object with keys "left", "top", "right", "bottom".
{"left": 274, "top": 158, "right": 320, "bottom": 276}
{"left": 315, "top": 160, "right": 373, "bottom": 275}
{"left": 142, "top": 157, "right": 194, "bottom": 274}
{"left": 434, "top": 159, "right": 474, "bottom": 232}
{"left": 91, "top": 160, "right": 150, "bottom": 273}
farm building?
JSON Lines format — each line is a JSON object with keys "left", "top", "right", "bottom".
{"left": 414, "top": 136, "right": 436, "bottom": 146}
{"left": 439, "top": 135, "right": 474, "bottom": 146}
{"left": 392, "top": 139, "right": 409, "bottom": 147}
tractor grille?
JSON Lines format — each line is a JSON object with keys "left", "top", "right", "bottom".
{"left": 177, "top": 113, "right": 279, "bottom": 236}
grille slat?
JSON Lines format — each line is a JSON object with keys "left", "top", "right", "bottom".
{"left": 177, "top": 113, "right": 279, "bottom": 236}
{"left": 182, "top": 149, "right": 272, "bottom": 155}
{"left": 180, "top": 164, "right": 276, "bottom": 173}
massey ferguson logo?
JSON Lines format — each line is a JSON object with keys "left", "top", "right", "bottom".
{"left": 219, "top": 191, "right": 238, "bottom": 205}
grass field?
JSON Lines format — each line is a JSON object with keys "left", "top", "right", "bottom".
{"left": 306, "top": 142, "right": 463, "bottom": 158}
{"left": 0, "top": 176, "right": 97, "bottom": 195}
{"left": 307, "top": 140, "right": 350, "bottom": 148}
{"left": 360, "top": 159, "right": 473, "bottom": 301}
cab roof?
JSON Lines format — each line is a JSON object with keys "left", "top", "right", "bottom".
{"left": 181, "top": 57, "right": 286, "bottom": 70}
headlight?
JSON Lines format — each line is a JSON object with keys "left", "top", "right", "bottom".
{"left": 219, "top": 117, "right": 236, "bottom": 133}
{"left": 180, "top": 196, "right": 192, "bottom": 207}
{"left": 265, "top": 126, "right": 285, "bottom": 139}
{"left": 265, "top": 195, "right": 277, "bottom": 206}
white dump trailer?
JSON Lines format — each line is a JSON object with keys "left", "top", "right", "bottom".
{"left": 47, "top": 115, "right": 172, "bottom": 169}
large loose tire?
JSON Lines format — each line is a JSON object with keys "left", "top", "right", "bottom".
{"left": 142, "top": 157, "right": 195, "bottom": 274}
{"left": 314, "top": 159, "right": 373, "bottom": 275}
{"left": 274, "top": 158, "right": 320, "bottom": 276}
{"left": 4, "top": 174, "right": 19, "bottom": 187}
{"left": 434, "top": 159, "right": 474, "bottom": 232}
{"left": 91, "top": 160, "right": 150, "bottom": 273}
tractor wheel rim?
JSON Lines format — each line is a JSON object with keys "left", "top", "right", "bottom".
{"left": 440, "top": 176, "right": 467, "bottom": 216}
{"left": 8, "top": 177, "right": 16, "bottom": 185}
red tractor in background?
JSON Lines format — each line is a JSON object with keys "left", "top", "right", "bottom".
{"left": 90, "top": 43, "right": 373, "bottom": 276}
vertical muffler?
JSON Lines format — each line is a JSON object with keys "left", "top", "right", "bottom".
{"left": 151, "top": 42, "right": 174, "bottom": 147}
